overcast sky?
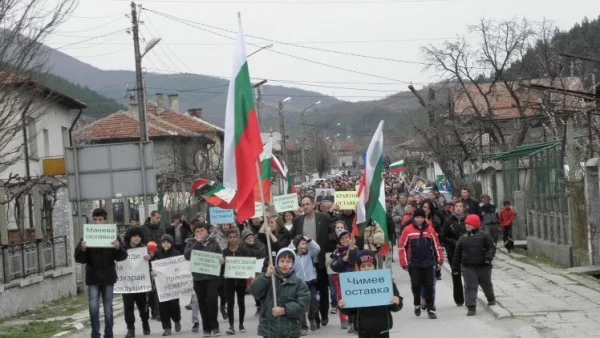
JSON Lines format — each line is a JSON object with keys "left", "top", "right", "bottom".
{"left": 47, "top": 0, "right": 599, "bottom": 102}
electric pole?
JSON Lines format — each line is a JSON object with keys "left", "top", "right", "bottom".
{"left": 131, "top": 2, "right": 147, "bottom": 141}
{"left": 300, "top": 110, "right": 306, "bottom": 182}
{"left": 278, "top": 101, "right": 287, "bottom": 163}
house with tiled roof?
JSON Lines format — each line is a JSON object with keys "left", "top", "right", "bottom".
{"left": 75, "top": 93, "right": 224, "bottom": 188}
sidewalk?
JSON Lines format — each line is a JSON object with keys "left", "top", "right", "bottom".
{"left": 441, "top": 246, "right": 600, "bottom": 338}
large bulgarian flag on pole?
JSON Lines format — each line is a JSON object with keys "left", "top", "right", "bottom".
{"left": 221, "top": 15, "right": 263, "bottom": 222}
{"left": 254, "top": 138, "right": 273, "bottom": 203}
{"left": 353, "top": 120, "right": 390, "bottom": 256}
{"left": 272, "top": 155, "right": 296, "bottom": 194}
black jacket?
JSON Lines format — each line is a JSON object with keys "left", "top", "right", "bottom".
{"left": 442, "top": 214, "right": 467, "bottom": 250}
{"left": 221, "top": 245, "right": 251, "bottom": 279}
{"left": 184, "top": 237, "right": 222, "bottom": 281}
{"left": 452, "top": 229, "right": 496, "bottom": 270}
{"left": 462, "top": 197, "right": 481, "bottom": 216}
{"left": 153, "top": 246, "right": 181, "bottom": 260}
{"left": 291, "top": 212, "right": 333, "bottom": 269}
{"left": 342, "top": 281, "right": 402, "bottom": 334}
{"left": 74, "top": 238, "right": 128, "bottom": 286}
{"left": 258, "top": 228, "right": 292, "bottom": 257}
{"left": 141, "top": 221, "right": 165, "bottom": 245}
{"left": 241, "top": 240, "right": 267, "bottom": 259}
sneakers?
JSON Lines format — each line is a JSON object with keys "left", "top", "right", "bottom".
{"left": 213, "top": 329, "right": 222, "bottom": 337}
{"left": 203, "top": 331, "right": 212, "bottom": 337}
{"left": 341, "top": 321, "right": 348, "bottom": 330}
{"left": 414, "top": 306, "right": 421, "bottom": 317}
{"left": 142, "top": 321, "right": 151, "bottom": 335}
{"left": 467, "top": 307, "right": 477, "bottom": 316}
{"left": 174, "top": 322, "right": 181, "bottom": 333}
{"left": 309, "top": 320, "right": 317, "bottom": 331}
{"left": 330, "top": 306, "right": 337, "bottom": 314}
{"left": 220, "top": 305, "right": 228, "bottom": 320}
{"left": 192, "top": 322, "right": 200, "bottom": 333}
{"left": 162, "top": 329, "right": 172, "bottom": 336}
{"left": 125, "top": 328, "right": 135, "bottom": 338}
{"left": 185, "top": 304, "right": 192, "bottom": 310}
{"left": 427, "top": 310, "right": 437, "bottom": 319}
{"left": 320, "top": 317, "right": 329, "bottom": 326}
{"left": 238, "top": 326, "right": 246, "bottom": 333}
{"left": 487, "top": 300, "right": 496, "bottom": 306}
{"left": 226, "top": 327, "right": 235, "bottom": 335}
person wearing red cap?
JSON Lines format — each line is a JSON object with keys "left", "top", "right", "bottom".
{"left": 451, "top": 214, "right": 496, "bottom": 316}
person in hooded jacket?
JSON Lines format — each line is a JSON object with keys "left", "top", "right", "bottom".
{"left": 142, "top": 210, "right": 165, "bottom": 320}
{"left": 330, "top": 230, "right": 359, "bottom": 332}
{"left": 442, "top": 200, "right": 467, "bottom": 306}
{"left": 249, "top": 248, "right": 310, "bottom": 338}
{"left": 122, "top": 227, "right": 152, "bottom": 337}
{"left": 151, "top": 234, "right": 182, "bottom": 336}
{"left": 339, "top": 250, "right": 403, "bottom": 338}
{"left": 292, "top": 234, "right": 320, "bottom": 335}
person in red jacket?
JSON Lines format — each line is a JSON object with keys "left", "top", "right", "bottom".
{"left": 499, "top": 201, "right": 515, "bottom": 253}
{"left": 398, "top": 208, "right": 444, "bottom": 320}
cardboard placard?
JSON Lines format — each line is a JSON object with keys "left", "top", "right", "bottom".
{"left": 335, "top": 191, "right": 359, "bottom": 210}
{"left": 83, "top": 224, "right": 117, "bottom": 248}
{"left": 255, "top": 258, "right": 265, "bottom": 273}
{"left": 339, "top": 269, "right": 393, "bottom": 308}
{"left": 273, "top": 193, "right": 299, "bottom": 213}
{"left": 189, "top": 250, "right": 222, "bottom": 276}
{"left": 224, "top": 256, "right": 257, "bottom": 279}
{"left": 114, "top": 247, "right": 152, "bottom": 294}
{"left": 252, "top": 202, "right": 264, "bottom": 218}
{"left": 151, "top": 255, "right": 194, "bottom": 302}
{"left": 209, "top": 207, "right": 235, "bottom": 224}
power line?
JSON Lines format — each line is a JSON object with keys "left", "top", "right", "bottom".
{"left": 52, "top": 28, "right": 127, "bottom": 50}
{"left": 53, "top": 17, "right": 125, "bottom": 35}
{"left": 114, "top": 0, "right": 455, "bottom": 3}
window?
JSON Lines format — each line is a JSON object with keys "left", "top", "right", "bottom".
{"left": 61, "top": 126, "right": 69, "bottom": 151}
{"left": 43, "top": 129, "right": 49, "bottom": 157}
{"left": 27, "top": 119, "right": 38, "bottom": 160}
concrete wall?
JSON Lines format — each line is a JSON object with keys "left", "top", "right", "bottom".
{"left": 527, "top": 209, "right": 573, "bottom": 267}
{"left": 585, "top": 158, "right": 600, "bottom": 265}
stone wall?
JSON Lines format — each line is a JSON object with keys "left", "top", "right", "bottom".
{"left": 52, "top": 187, "right": 74, "bottom": 267}
{"left": 527, "top": 210, "right": 573, "bottom": 267}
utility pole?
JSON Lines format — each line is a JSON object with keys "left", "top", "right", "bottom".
{"left": 300, "top": 110, "right": 306, "bottom": 182}
{"left": 278, "top": 101, "right": 287, "bottom": 163}
{"left": 253, "top": 79, "right": 267, "bottom": 129}
{"left": 131, "top": 2, "right": 147, "bottom": 141}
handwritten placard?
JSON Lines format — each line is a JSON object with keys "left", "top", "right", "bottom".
{"left": 335, "top": 191, "right": 359, "bottom": 210}
{"left": 189, "top": 250, "right": 222, "bottom": 276}
{"left": 209, "top": 207, "right": 234, "bottom": 224}
{"left": 252, "top": 202, "right": 264, "bottom": 218}
{"left": 83, "top": 224, "right": 117, "bottom": 248}
{"left": 224, "top": 256, "right": 257, "bottom": 279}
{"left": 339, "top": 269, "right": 393, "bottom": 308}
{"left": 115, "top": 247, "right": 151, "bottom": 294}
{"left": 255, "top": 258, "right": 265, "bottom": 273}
{"left": 152, "top": 255, "right": 194, "bottom": 302}
{"left": 273, "top": 193, "right": 299, "bottom": 213}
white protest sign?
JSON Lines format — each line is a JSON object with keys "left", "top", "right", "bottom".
{"left": 273, "top": 193, "right": 299, "bottom": 213}
{"left": 189, "top": 250, "right": 222, "bottom": 276}
{"left": 83, "top": 224, "right": 117, "bottom": 248}
{"left": 252, "top": 202, "right": 263, "bottom": 218}
{"left": 224, "top": 256, "right": 257, "bottom": 279}
{"left": 255, "top": 258, "right": 265, "bottom": 273}
{"left": 114, "top": 247, "right": 152, "bottom": 294}
{"left": 151, "top": 255, "right": 194, "bottom": 302}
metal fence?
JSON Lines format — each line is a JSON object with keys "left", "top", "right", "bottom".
{"left": 1, "top": 236, "right": 68, "bottom": 284}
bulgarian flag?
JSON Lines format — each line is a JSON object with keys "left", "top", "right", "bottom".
{"left": 272, "top": 155, "right": 296, "bottom": 194}
{"left": 202, "top": 184, "right": 236, "bottom": 209}
{"left": 389, "top": 160, "right": 406, "bottom": 174}
{"left": 221, "top": 15, "right": 263, "bottom": 222}
{"left": 254, "top": 139, "right": 273, "bottom": 203}
{"left": 352, "top": 121, "right": 390, "bottom": 257}
{"left": 189, "top": 178, "right": 215, "bottom": 196}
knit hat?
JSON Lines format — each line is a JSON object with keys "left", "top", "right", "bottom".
{"left": 465, "top": 214, "right": 481, "bottom": 229}
{"left": 413, "top": 208, "right": 426, "bottom": 218}
{"left": 241, "top": 229, "right": 254, "bottom": 240}
{"left": 293, "top": 234, "right": 309, "bottom": 248}
{"left": 160, "top": 234, "right": 174, "bottom": 245}
{"left": 337, "top": 230, "right": 350, "bottom": 242}
{"left": 124, "top": 227, "right": 144, "bottom": 244}
{"left": 356, "top": 250, "right": 377, "bottom": 267}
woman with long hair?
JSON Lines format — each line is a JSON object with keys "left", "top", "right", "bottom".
{"left": 282, "top": 211, "right": 295, "bottom": 231}
{"left": 442, "top": 200, "right": 467, "bottom": 306}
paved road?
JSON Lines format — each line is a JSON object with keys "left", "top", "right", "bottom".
{"left": 69, "top": 254, "right": 537, "bottom": 338}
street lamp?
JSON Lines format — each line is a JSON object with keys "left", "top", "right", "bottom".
{"left": 300, "top": 100, "right": 321, "bottom": 181}
{"left": 248, "top": 43, "right": 274, "bottom": 58}
{"left": 142, "top": 37, "right": 162, "bottom": 58}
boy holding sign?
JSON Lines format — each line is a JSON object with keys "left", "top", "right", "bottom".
{"left": 338, "top": 251, "right": 403, "bottom": 338}
{"left": 151, "top": 234, "right": 182, "bottom": 336}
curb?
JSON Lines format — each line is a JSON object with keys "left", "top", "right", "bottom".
{"left": 439, "top": 263, "right": 513, "bottom": 319}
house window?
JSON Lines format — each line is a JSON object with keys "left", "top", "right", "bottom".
{"left": 27, "top": 119, "right": 38, "bottom": 160}
{"left": 61, "top": 126, "right": 69, "bottom": 151}
{"left": 43, "top": 129, "right": 49, "bottom": 157}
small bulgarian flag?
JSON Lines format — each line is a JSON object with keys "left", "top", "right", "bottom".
{"left": 202, "top": 184, "right": 236, "bottom": 209}
{"left": 189, "top": 178, "right": 215, "bottom": 196}
{"left": 254, "top": 139, "right": 273, "bottom": 203}
{"left": 272, "top": 155, "right": 296, "bottom": 194}
{"left": 389, "top": 160, "right": 406, "bottom": 174}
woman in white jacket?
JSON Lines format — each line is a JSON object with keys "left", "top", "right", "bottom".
{"left": 292, "top": 234, "right": 321, "bottom": 334}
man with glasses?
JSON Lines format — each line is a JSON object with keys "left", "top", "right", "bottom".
{"left": 291, "top": 196, "right": 334, "bottom": 328}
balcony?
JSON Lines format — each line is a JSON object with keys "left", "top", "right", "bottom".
{"left": 42, "top": 157, "right": 66, "bottom": 176}
{"left": 0, "top": 236, "right": 68, "bottom": 284}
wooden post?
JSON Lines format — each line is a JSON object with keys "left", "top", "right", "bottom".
{"left": 0, "top": 186, "right": 8, "bottom": 245}
{"left": 32, "top": 186, "right": 43, "bottom": 240}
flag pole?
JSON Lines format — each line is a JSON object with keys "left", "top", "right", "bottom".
{"left": 255, "top": 159, "right": 277, "bottom": 306}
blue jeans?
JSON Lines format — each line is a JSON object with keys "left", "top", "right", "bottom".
{"left": 88, "top": 284, "right": 114, "bottom": 338}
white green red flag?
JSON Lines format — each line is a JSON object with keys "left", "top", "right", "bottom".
{"left": 202, "top": 184, "right": 236, "bottom": 209}
{"left": 189, "top": 178, "right": 215, "bottom": 196}
{"left": 352, "top": 121, "right": 390, "bottom": 256}
{"left": 389, "top": 160, "right": 405, "bottom": 174}
{"left": 222, "top": 16, "right": 263, "bottom": 222}
{"left": 271, "top": 155, "right": 296, "bottom": 194}
{"left": 254, "top": 138, "right": 273, "bottom": 203}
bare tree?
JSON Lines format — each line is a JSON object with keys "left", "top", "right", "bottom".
{"left": 0, "top": 0, "right": 75, "bottom": 172}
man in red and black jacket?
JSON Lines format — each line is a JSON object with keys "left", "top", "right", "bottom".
{"left": 398, "top": 208, "right": 444, "bottom": 320}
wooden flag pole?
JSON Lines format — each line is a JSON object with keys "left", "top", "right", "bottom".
{"left": 255, "top": 159, "right": 277, "bottom": 306}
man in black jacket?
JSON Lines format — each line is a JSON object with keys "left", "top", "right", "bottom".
{"left": 452, "top": 214, "right": 496, "bottom": 316}
{"left": 141, "top": 210, "right": 165, "bottom": 319}
{"left": 291, "top": 195, "right": 334, "bottom": 327}
{"left": 75, "top": 208, "right": 128, "bottom": 338}
{"left": 460, "top": 188, "right": 481, "bottom": 216}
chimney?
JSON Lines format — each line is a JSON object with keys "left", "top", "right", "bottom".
{"left": 155, "top": 93, "right": 164, "bottom": 111}
{"left": 187, "top": 108, "right": 203, "bottom": 119}
{"left": 167, "top": 94, "right": 179, "bottom": 112}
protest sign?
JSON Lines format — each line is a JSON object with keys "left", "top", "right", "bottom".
{"left": 189, "top": 250, "right": 222, "bottom": 276}
{"left": 151, "top": 255, "right": 194, "bottom": 302}
{"left": 224, "top": 256, "right": 257, "bottom": 279}
{"left": 315, "top": 189, "right": 335, "bottom": 203}
{"left": 252, "top": 202, "right": 263, "bottom": 218}
{"left": 273, "top": 193, "right": 299, "bottom": 213}
{"left": 114, "top": 247, "right": 152, "bottom": 294}
{"left": 83, "top": 224, "right": 117, "bottom": 248}
{"left": 255, "top": 258, "right": 265, "bottom": 273}
{"left": 335, "top": 191, "right": 359, "bottom": 210}
{"left": 409, "top": 176, "right": 428, "bottom": 193}
{"left": 209, "top": 207, "right": 234, "bottom": 224}
{"left": 339, "top": 269, "right": 393, "bottom": 308}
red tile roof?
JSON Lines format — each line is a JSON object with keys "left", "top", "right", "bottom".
{"left": 338, "top": 140, "right": 359, "bottom": 152}
{"left": 75, "top": 104, "right": 222, "bottom": 143}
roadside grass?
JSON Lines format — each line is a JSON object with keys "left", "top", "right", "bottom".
{"left": 512, "top": 248, "right": 565, "bottom": 269}
{"left": 0, "top": 319, "right": 70, "bottom": 338}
